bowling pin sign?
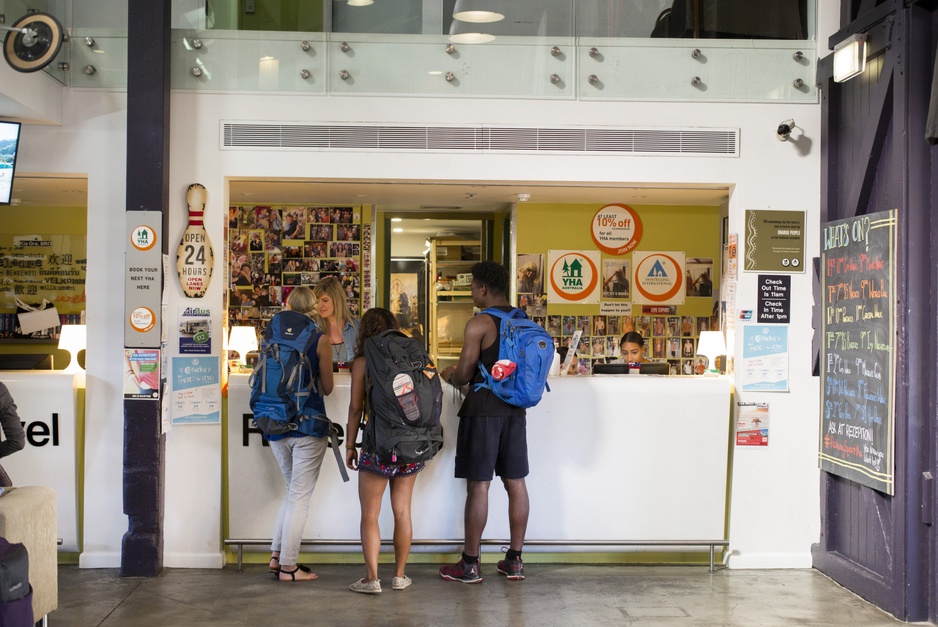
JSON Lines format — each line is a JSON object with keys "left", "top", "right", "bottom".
{"left": 176, "top": 183, "right": 215, "bottom": 298}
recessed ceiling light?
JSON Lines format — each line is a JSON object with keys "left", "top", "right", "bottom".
{"left": 393, "top": 228, "right": 404, "bottom": 233}
{"left": 391, "top": 217, "right": 402, "bottom": 222}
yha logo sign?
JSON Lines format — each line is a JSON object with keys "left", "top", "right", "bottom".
{"left": 548, "top": 251, "right": 600, "bottom": 303}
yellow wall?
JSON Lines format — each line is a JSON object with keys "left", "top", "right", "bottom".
{"left": 516, "top": 202, "right": 721, "bottom": 318}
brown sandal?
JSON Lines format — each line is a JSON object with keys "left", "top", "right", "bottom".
{"left": 279, "top": 564, "right": 318, "bottom": 582}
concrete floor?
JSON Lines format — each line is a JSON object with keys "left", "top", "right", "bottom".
{"left": 50, "top": 563, "right": 927, "bottom": 626}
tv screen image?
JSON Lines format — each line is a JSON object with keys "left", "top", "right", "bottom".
{"left": 0, "top": 121, "right": 22, "bottom": 206}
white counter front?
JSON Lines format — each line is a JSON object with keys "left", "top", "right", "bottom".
{"left": 3, "top": 372, "right": 81, "bottom": 551}
{"left": 227, "top": 374, "right": 732, "bottom": 551}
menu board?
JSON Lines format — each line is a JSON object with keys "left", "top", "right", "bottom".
{"left": 819, "top": 209, "right": 896, "bottom": 494}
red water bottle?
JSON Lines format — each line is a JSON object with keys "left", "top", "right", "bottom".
{"left": 491, "top": 359, "right": 516, "bottom": 380}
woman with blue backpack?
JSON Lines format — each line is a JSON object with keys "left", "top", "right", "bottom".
{"left": 262, "top": 286, "right": 334, "bottom": 582}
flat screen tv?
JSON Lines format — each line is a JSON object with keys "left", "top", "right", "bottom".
{"left": 0, "top": 121, "right": 22, "bottom": 206}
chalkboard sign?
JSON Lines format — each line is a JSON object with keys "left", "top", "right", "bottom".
{"left": 819, "top": 209, "right": 896, "bottom": 494}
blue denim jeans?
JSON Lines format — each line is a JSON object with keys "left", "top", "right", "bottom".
{"left": 269, "top": 435, "right": 328, "bottom": 565}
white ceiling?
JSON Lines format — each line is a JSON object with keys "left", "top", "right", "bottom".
{"left": 10, "top": 175, "right": 729, "bottom": 209}
{"left": 226, "top": 178, "right": 730, "bottom": 211}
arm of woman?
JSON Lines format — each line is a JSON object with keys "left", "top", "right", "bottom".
{"left": 345, "top": 357, "right": 367, "bottom": 470}
{"left": 0, "top": 383, "right": 25, "bottom": 459}
{"left": 317, "top": 334, "right": 334, "bottom": 396}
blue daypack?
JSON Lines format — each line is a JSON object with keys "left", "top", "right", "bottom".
{"left": 249, "top": 310, "right": 349, "bottom": 481}
{"left": 474, "top": 307, "right": 552, "bottom": 408}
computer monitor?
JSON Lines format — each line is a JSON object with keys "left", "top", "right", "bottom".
{"left": 638, "top": 361, "right": 670, "bottom": 375}
{"left": 0, "top": 353, "right": 54, "bottom": 370}
{"left": 592, "top": 361, "right": 670, "bottom": 375}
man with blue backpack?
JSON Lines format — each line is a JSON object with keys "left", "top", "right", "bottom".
{"left": 439, "top": 260, "right": 552, "bottom": 584}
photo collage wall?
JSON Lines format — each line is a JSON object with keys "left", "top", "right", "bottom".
{"left": 517, "top": 252, "right": 719, "bottom": 375}
{"left": 227, "top": 205, "right": 362, "bottom": 337}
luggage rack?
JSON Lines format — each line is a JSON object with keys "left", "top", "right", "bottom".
{"left": 224, "top": 538, "right": 729, "bottom": 573}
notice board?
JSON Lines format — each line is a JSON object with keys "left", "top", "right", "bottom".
{"left": 819, "top": 210, "right": 896, "bottom": 494}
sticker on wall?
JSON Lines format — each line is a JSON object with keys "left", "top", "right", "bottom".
{"left": 176, "top": 183, "right": 215, "bottom": 298}
{"left": 632, "top": 251, "right": 686, "bottom": 305}
{"left": 590, "top": 203, "right": 643, "bottom": 255}
{"left": 547, "top": 250, "right": 600, "bottom": 304}
{"left": 129, "top": 306, "right": 156, "bottom": 333}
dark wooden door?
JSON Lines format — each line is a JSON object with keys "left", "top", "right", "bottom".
{"left": 813, "top": 1, "right": 936, "bottom": 622}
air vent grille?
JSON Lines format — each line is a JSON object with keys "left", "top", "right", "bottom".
{"left": 221, "top": 122, "right": 738, "bottom": 157}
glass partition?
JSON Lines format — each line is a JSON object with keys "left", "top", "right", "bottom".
{"left": 1, "top": 0, "right": 817, "bottom": 102}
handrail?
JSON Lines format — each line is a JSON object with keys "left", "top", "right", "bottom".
{"left": 224, "top": 537, "right": 729, "bottom": 572}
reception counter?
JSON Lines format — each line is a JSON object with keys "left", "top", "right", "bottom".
{"left": 2, "top": 372, "right": 81, "bottom": 552}
{"left": 227, "top": 373, "right": 733, "bottom": 554}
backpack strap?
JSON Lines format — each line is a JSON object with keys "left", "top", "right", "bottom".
{"left": 301, "top": 413, "right": 350, "bottom": 483}
{"left": 474, "top": 307, "right": 522, "bottom": 391}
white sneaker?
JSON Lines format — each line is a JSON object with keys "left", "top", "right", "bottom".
{"left": 350, "top": 578, "right": 382, "bottom": 594}
{"left": 391, "top": 575, "right": 412, "bottom": 590}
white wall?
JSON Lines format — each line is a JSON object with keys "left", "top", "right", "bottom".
{"left": 5, "top": 2, "right": 839, "bottom": 568}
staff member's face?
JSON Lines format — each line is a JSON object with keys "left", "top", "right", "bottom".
{"left": 621, "top": 341, "right": 645, "bottom": 364}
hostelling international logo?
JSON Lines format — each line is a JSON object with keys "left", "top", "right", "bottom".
{"left": 632, "top": 251, "right": 685, "bottom": 305}
{"left": 548, "top": 251, "right": 599, "bottom": 302}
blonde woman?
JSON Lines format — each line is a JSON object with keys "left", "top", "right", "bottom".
{"left": 312, "top": 276, "right": 361, "bottom": 364}
{"left": 264, "top": 286, "right": 334, "bottom": 582}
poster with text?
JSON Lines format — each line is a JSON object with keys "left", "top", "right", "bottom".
{"left": 743, "top": 210, "right": 805, "bottom": 272}
{"left": 178, "top": 305, "right": 212, "bottom": 354}
{"left": 736, "top": 402, "right": 770, "bottom": 446}
{"left": 171, "top": 356, "right": 221, "bottom": 425}
{"left": 739, "top": 324, "right": 789, "bottom": 392}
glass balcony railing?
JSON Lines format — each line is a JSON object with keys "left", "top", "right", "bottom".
{"left": 4, "top": 1, "right": 818, "bottom": 103}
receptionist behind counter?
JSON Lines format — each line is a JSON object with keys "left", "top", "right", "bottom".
{"left": 593, "top": 332, "right": 669, "bottom": 375}
{"left": 618, "top": 331, "right": 646, "bottom": 364}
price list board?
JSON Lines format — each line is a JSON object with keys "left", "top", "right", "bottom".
{"left": 819, "top": 209, "right": 896, "bottom": 494}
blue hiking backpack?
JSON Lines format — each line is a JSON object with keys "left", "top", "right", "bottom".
{"left": 249, "top": 310, "right": 348, "bottom": 481}
{"left": 474, "top": 307, "right": 552, "bottom": 409}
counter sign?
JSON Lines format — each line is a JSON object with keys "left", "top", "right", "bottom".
{"left": 591, "top": 204, "right": 643, "bottom": 255}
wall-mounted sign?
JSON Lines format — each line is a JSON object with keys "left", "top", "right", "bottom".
{"left": 631, "top": 251, "right": 685, "bottom": 305}
{"left": 176, "top": 183, "right": 214, "bottom": 298}
{"left": 171, "top": 356, "right": 220, "bottom": 425}
{"left": 739, "top": 324, "right": 789, "bottom": 392}
{"left": 820, "top": 209, "right": 896, "bottom": 495}
{"left": 757, "top": 275, "right": 791, "bottom": 323}
{"left": 125, "top": 212, "right": 162, "bottom": 347}
{"left": 547, "top": 250, "right": 600, "bottom": 304}
{"left": 590, "top": 203, "right": 643, "bottom": 255}
{"left": 743, "top": 209, "right": 805, "bottom": 272}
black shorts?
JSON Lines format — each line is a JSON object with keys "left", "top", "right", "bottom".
{"left": 454, "top": 414, "right": 528, "bottom": 481}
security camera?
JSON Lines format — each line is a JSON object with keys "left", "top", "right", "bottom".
{"left": 776, "top": 119, "right": 795, "bottom": 141}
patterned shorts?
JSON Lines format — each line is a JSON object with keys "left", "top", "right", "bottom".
{"left": 358, "top": 450, "right": 425, "bottom": 479}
